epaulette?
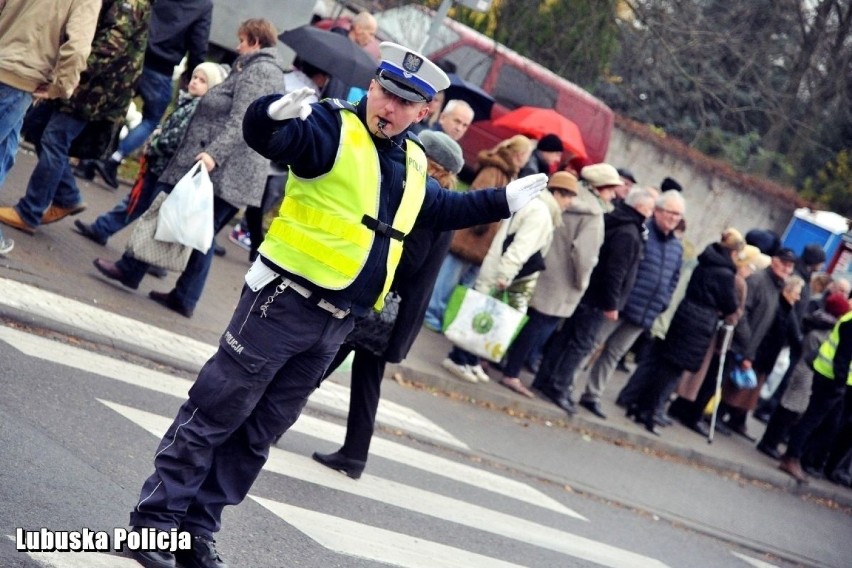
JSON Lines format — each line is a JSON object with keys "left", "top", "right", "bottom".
{"left": 320, "top": 98, "right": 357, "bottom": 113}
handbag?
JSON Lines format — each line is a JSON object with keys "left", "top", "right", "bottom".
{"left": 344, "top": 291, "right": 401, "bottom": 357}
{"left": 155, "top": 161, "right": 215, "bottom": 253}
{"left": 442, "top": 286, "right": 528, "bottom": 362}
{"left": 126, "top": 192, "right": 192, "bottom": 272}
{"left": 729, "top": 354, "right": 758, "bottom": 389}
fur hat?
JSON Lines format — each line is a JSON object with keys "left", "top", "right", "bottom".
{"left": 801, "top": 244, "right": 827, "bottom": 266}
{"left": 537, "top": 134, "right": 563, "bottom": 153}
{"left": 733, "top": 244, "right": 762, "bottom": 269}
{"left": 194, "top": 62, "right": 228, "bottom": 89}
{"left": 580, "top": 163, "right": 622, "bottom": 188}
{"left": 824, "top": 292, "right": 851, "bottom": 318}
{"left": 419, "top": 130, "right": 464, "bottom": 174}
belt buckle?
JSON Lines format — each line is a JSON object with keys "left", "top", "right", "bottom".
{"left": 316, "top": 298, "right": 349, "bottom": 319}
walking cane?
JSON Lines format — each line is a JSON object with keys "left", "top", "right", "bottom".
{"left": 708, "top": 323, "right": 735, "bottom": 444}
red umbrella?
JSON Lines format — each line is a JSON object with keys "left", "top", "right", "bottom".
{"left": 493, "top": 107, "right": 588, "bottom": 160}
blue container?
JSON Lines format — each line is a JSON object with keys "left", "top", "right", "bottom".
{"left": 781, "top": 209, "right": 848, "bottom": 261}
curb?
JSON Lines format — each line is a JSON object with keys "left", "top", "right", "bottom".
{"left": 389, "top": 361, "right": 852, "bottom": 512}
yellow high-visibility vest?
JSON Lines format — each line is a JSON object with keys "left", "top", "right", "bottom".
{"left": 812, "top": 311, "right": 852, "bottom": 385}
{"left": 259, "top": 110, "right": 426, "bottom": 309}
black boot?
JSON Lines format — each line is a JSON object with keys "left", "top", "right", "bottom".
{"left": 93, "top": 158, "right": 120, "bottom": 189}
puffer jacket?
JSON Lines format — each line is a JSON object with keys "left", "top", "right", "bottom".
{"left": 660, "top": 243, "right": 739, "bottom": 371}
{"left": 448, "top": 147, "right": 519, "bottom": 264}
{"left": 620, "top": 218, "right": 683, "bottom": 328}
{"left": 582, "top": 200, "right": 648, "bottom": 312}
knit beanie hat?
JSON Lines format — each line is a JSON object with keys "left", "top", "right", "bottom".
{"left": 419, "top": 130, "right": 464, "bottom": 174}
{"left": 801, "top": 243, "right": 827, "bottom": 266}
{"left": 825, "top": 292, "right": 851, "bottom": 318}
{"left": 537, "top": 134, "right": 563, "bottom": 153}
{"left": 661, "top": 176, "right": 683, "bottom": 192}
{"left": 194, "top": 62, "right": 228, "bottom": 89}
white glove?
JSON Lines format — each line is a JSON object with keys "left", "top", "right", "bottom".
{"left": 266, "top": 87, "right": 315, "bottom": 121}
{"left": 505, "top": 173, "right": 548, "bottom": 213}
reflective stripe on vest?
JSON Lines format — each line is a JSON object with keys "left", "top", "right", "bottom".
{"left": 259, "top": 110, "right": 427, "bottom": 309}
{"left": 813, "top": 311, "right": 852, "bottom": 385}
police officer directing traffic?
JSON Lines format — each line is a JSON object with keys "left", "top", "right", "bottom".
{"left": 127, "top": 42, "right": 547, "bottom": 568}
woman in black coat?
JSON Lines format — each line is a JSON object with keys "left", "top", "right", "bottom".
{"left": 308, "top": 131, "right": 464, "bottom": 479}
{"left": 628, "top": 241, "right": 740, "bottom": 435}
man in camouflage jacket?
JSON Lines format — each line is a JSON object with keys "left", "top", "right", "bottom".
{"left": 0, "top": 0, "right": 150, "bottom": 235}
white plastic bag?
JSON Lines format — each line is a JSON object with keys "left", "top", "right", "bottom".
{"left": 443, "top": 286, "right": 527, "bottom": 362}
{"left": 155, "top": 160, "right": 214, "bottom": 253}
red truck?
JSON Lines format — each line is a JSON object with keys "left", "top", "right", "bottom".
{"left": 372, "top": 5, "right": 614, "bottom": 171}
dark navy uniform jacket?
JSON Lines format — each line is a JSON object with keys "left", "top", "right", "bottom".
{"left": 243, "top": 94, "right": 510, "bottom": 315}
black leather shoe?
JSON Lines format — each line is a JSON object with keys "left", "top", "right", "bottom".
{"left": 149, "top": 290, "right": 194, "bottom": 318}
{"left": 93, "top": 258, "right": 138, "bottom": 289}
{"left": 683, "top": 419, "right": 710, "bottom": 437}
{"left": 756, "top": 442, "right": 782, "bottom": 460}
{"left": 642, "top": 413, "right": 661, "bottom": 436}
{"left": 312, "top": 450, "right": 366, "bottom": 479}
{"left": 74, "top": 219, "right": 107, "bottom": 245}
{"left": 93, "top": 158, "right": 120, "bottom": 189}
{"left": 579, "top": 398, "right": 607, "bottom": 419}
{"left": 174, "top": 535, "right": 227, "bottom": 568}
{"left": 213, "top": 239, "right": 226, "bottom": 257}
{"left": 729, "top": 423, "right": 757, "bottom": 442}
{"left": 540, "top": 387, "right": 575, "bottom": 416}
{"left": 125, "top": 527, "right": 175, "bottom": 568}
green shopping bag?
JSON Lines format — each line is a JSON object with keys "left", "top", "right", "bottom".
{"left": 442, "top": 286, "right": 528, "bottom": 362}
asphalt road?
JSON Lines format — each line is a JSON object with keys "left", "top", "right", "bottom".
{"left": 0, "top": 326, "right": 822, "bottom": 568}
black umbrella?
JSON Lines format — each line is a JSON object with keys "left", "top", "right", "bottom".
{"left": 445, "top": 73, "right": 495, "bottom": 122}
{"left": 278, "top": 25, "right": 378, "bottom": 89}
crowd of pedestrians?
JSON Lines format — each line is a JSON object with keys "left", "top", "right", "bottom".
{"left": 0, "top": 2, "right": 849, "bottom": 566}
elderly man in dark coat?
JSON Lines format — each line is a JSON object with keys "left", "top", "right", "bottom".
{"left": 719, "top": 248, "right": 797, "bottom": 439}
{"left": 755, "top": 243, "right": 827, "bottom": 422}
{"left": 533, "top": 185, "right": 656, "bottom": 415}
{"left": 576, "top": 190, "right": 685, "bottom": 419}
{"left": 628, "top": 240, "right": 741, "bottom": 435}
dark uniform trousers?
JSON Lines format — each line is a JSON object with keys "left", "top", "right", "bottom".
{"left": 130, "top": 278, "right": 354, "bottom": 537}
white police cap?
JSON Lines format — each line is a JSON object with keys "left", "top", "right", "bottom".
{"left": 375, "top": 42, "right": 450, "bottom": 103}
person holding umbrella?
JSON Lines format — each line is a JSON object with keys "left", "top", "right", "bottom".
{"left": 125, "top": 41, "right": 548, "bottom": 568}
